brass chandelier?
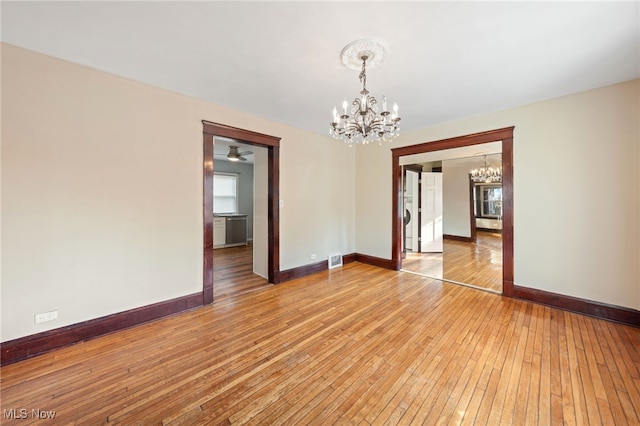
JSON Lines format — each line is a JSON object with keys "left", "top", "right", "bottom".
{"left": 330, "top": 39, "right": 401, "bottom": 146}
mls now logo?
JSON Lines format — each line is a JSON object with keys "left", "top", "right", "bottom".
{"left": 3, "top": 408, "right": 56, "bottom": 419}
{"left": 3, "top": 409, "right": 28, "bottom": 419}
{"left": 32, "top": 409, "right": 57, "bottom": 419}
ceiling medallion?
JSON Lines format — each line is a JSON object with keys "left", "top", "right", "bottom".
{"left": 330, "top": 38, "right": 401, "bottom": 146}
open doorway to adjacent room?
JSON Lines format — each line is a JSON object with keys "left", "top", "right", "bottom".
{"left": 391, "top": 127, "right": 514, "bottom": 296}
{"left": 400, "top": 145, "right": 503, "bottom": 293}
{"left": 211, "top": 137, "right": 271, "bottom": 300}
{"left": 202, "top": 121, "right": 281, "bottom": 304}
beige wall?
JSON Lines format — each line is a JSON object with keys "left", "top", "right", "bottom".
{"left": 2, "top": 42, "right": 637, "bottom": 343}
{"left": 1, "top": 44, "right": 356, "bottom": 341}
{"left": 442, "top": 162, "right": 472, "bottom": 238}
{"left": 356, "top": 79, "right": 640, "bottom": 310}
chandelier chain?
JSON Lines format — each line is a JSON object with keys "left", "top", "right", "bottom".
{"left": 359, "top": 56, "right": 367, "bottom": 93}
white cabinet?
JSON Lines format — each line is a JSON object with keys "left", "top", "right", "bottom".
{"left": 213, "top": 217, "right": 226, "bottom": 247}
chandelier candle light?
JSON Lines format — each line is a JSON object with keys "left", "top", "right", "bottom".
{"left": 330, "top": 39, "right": 401, "bottom": 146}
{"left": 470, "top": 155, "right": 502, "bottom": 183}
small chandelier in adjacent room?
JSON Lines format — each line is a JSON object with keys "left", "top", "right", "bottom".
{"left": 330, "top": 39, "right": 401, "bottom": 146}
{"left": 470, "top": 155, "right": 502, "bottom": 183}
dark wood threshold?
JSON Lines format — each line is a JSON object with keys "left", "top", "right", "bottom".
{"left": 514, "top": 285, "right": 640, "bottom": 327}
{"left": 1, "top": 292, "right": 203, "bottom": 365}
{"left": 443, "top": 234, "right": 474, "bottom": 243}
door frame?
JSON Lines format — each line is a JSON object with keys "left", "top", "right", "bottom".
{"left": 203, "top": 121, "right": 281, "bottom": 304}
{"left": 391, "top": 127, "right": 514, "bottom": 296}
{"left": 468, "top": 178, "right": 478, "bottom": 242}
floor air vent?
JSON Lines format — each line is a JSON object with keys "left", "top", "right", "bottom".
{"left": 328, "top": 253, "right": 343, "bottom": 269}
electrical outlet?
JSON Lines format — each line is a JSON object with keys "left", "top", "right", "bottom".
{"left": 310, "top": 253, "right": 317, "bottom": 260}
{"left": 35, "top": 310, "right": 58, "bottom": 324}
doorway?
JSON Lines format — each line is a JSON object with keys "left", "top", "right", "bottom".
{"left": 211, "top": 139, "right": 269, "bottom": 299}
{"left": 202, "top": 121, "right": 281, "bottom": 304}
{"left": 402, "top": 164, "right": 422, "bottom": 255}
{"left": 401, "top": 151, "right": 503, "bottom": 293}
{"left": 391, "top": 127, "right": 514, "bottom": 296}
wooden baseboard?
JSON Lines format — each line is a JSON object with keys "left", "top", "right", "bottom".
{"left": 275, "top": 252, "right": 395, "bottom": 283}
{"left": 514, "top": 285, "right": 640, "bottom": 327}
{"left": 354, "top": 253, "right": 396, "bottom": 270}
{"left": 276, "top": 260, "right": 328, "bottom": 282}
{"left": 342, "top": 253, "right": 357, "bottom": 264}
{"left": 443, "top": 234, "right": 473, "bottom": 243}
{"left": 5, "top": 268, "right": 636, "bottom": 366}
{"left": 476, "top": 228, "right": 502, "bottom": 234}
{"left": 1, "top": 292, "right": 203, "bottom": 366}
{"left": 2, "top": 252, "right": 361, "bottom": 366}
{"left": 276, "top": 253, "right": 357, "bottom": 282}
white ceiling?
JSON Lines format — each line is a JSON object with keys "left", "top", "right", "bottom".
{"left": 2, "top": 1, "right": 638, "bottom": 137}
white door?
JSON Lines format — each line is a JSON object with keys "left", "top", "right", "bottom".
{"left": 405, "top": 171, "right": 420, "bottom": 252}
{"left": 421, "top": 172, "right": 443, "bottom": 252}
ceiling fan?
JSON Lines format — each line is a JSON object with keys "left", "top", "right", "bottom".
{"left": 227, "top": 145, "right": 253, "bottom": 162}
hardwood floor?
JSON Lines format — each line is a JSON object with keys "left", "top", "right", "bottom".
{"left": 213, "top": 243, "right": 271, "bottom": 300}
{"left": 2, "top": 262, "right": 639, "bottom": 424}
{"left": 402, "top": 231, "right": 503, "bottom": 293}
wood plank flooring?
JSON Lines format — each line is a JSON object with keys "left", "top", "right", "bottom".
{"left": 402, "top": 231, "right": 503, "bottom": 293}
{"left": 213, "top": 243, "right": 270, "bottom": 300}
{"left": 2, "top": 262, "right": 639, "bottom": 425}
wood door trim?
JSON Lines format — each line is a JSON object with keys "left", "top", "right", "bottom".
{"left": 392, "top": 127, "right": 515, "bottom": 157}
{"left": 391, "top": 127, "right": 515, "bottom": 297}
{"left": 417, "top": 171, "right": 423, "bottom": 253}
{"left": 203, "top": 121, "right": 281, "bottom": 147}
{"left": 469, "top": 179, "right": 477, "bottom": 242}
{"left": 203, "top": 121, "right": 281, "bottom": 303}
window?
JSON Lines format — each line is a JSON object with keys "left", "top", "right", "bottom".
{"left": 474, "top": 184, "right": 502, "bottom": 218}
{"left": 213, "top": 173, "right": 238, "bottom": 214}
